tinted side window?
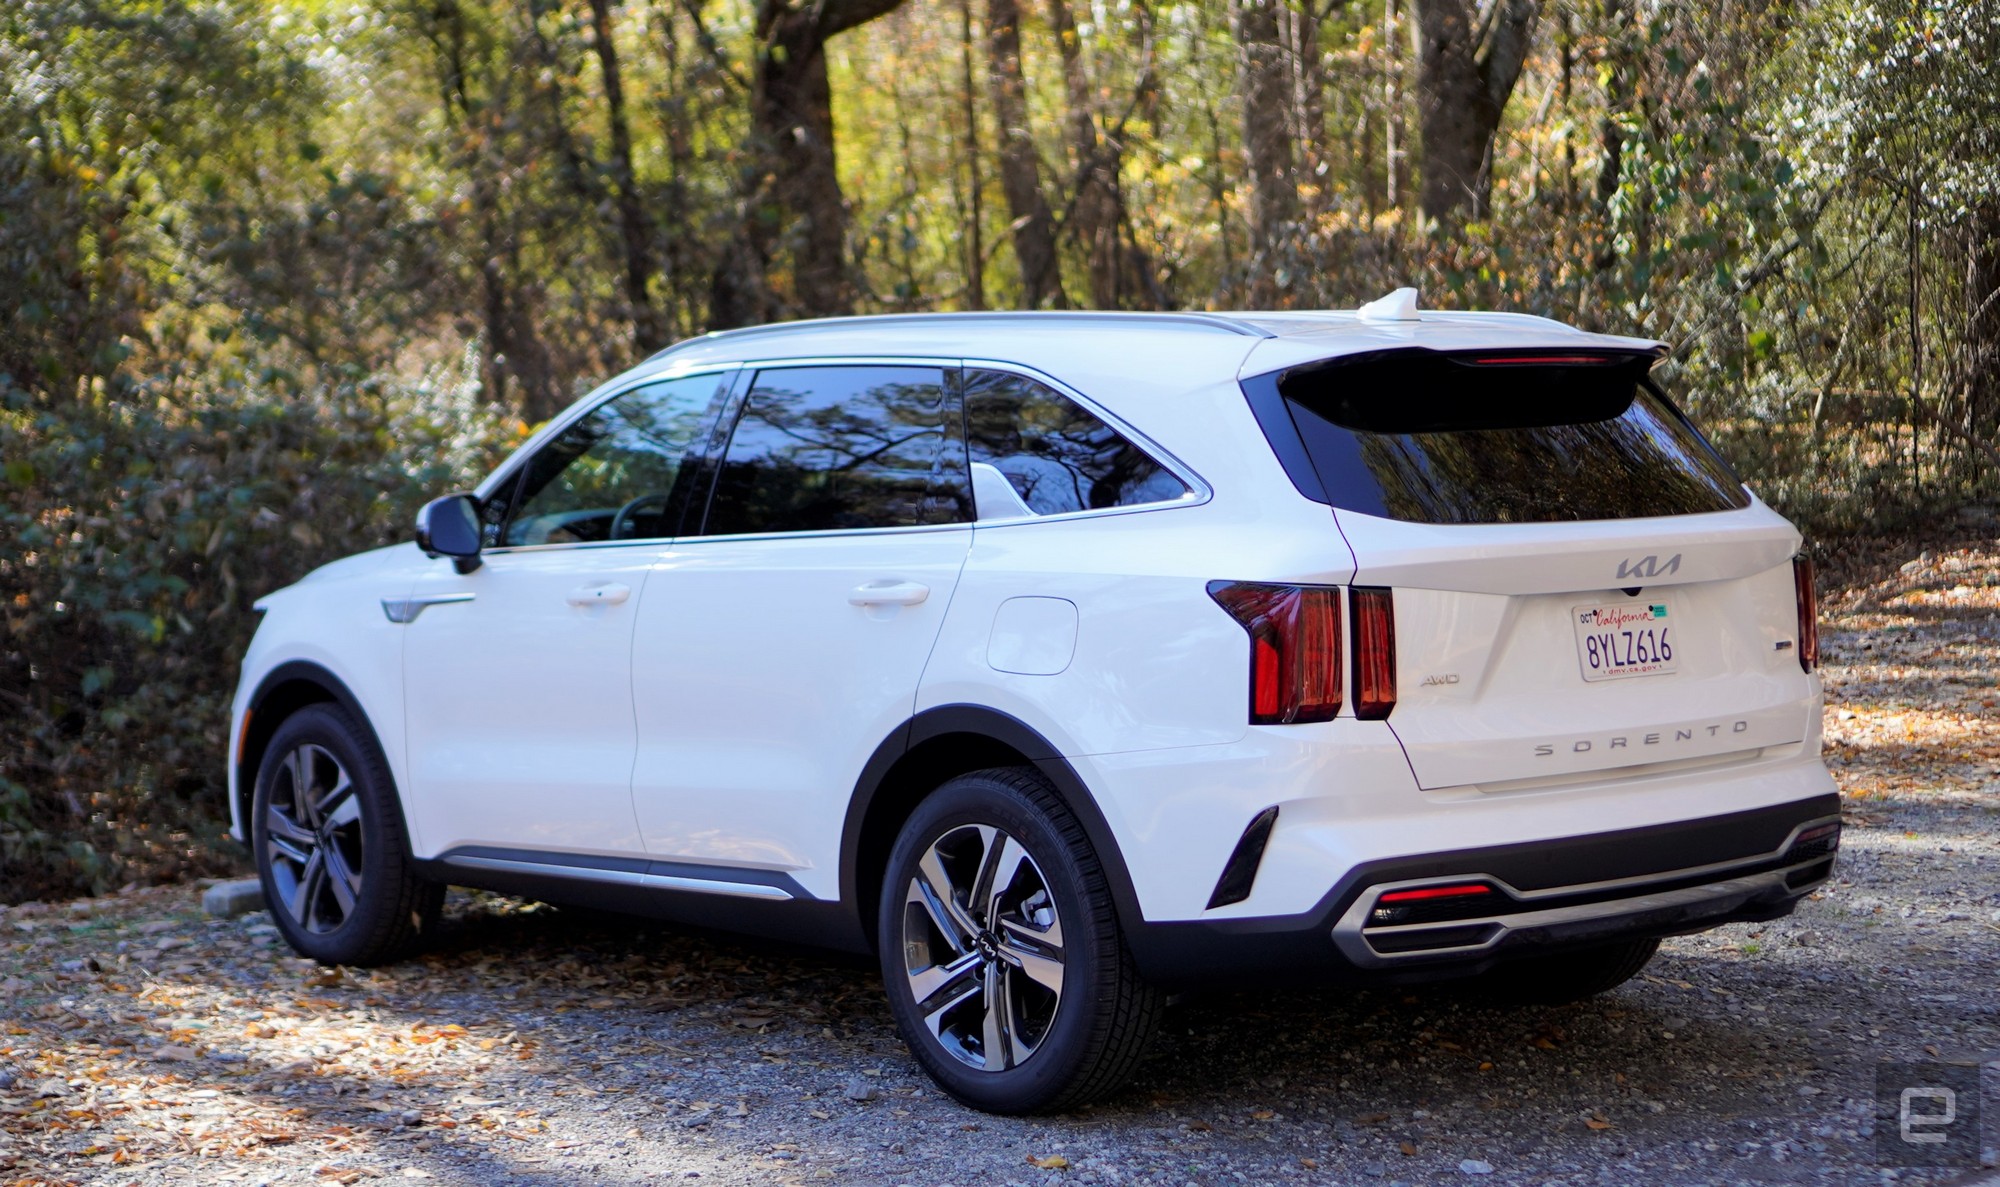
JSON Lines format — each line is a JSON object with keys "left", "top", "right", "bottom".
{"left": 700, "top": 366, "right": 955, "bottom": 535}
{"left": 963, "top": 370, "right": 1187, "bottom": 517}
{"left": 497, "top": 373, "right": 724, "bottom": 546}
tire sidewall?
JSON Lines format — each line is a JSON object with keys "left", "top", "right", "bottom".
{"left": 250, "top": 704, "right": 405, "bottom": 966}
{"left": 877, "top": 773, "right": 1108, "bottom": 1113}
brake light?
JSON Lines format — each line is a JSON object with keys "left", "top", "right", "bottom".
{"left": 1793, "top": 555, "right": 1818, "bottom": 671}
{"left": 1468, "top": 354, "right": 1618, "bottom": 366}
{"left": 1206, "top": 581, "right": 1342, "bottom": 724}
{"left": 1350, "top": 586, "right": 1397, "bottom": 720}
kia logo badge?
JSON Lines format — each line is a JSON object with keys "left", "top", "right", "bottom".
{"left": 1616, "top": 553, "right": 1682, "bottom": 580}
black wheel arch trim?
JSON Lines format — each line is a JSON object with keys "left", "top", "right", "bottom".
{"left": 839, "top": 704, "right": 1149, "bottom": 955}
{"left": 239, "top": 661, "right": 399, "bottom": 845}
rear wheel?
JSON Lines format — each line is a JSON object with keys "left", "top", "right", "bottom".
{"left": 879, "top": 768, "right": 1163, "bottom": 1114}
{"left": 1469, "top": 937, "right": 1660, "bottom": 1006}
{"left": 251, "top": 704, "right": 442, "bottom": 967}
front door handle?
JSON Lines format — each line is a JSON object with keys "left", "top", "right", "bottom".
{"left": 567, "top": 582, "right": 632, "bottom": 608}
{"left": 849, "top": 580, "right": 931, "bottom": 608}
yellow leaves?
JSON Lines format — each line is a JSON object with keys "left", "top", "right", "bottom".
{"left": 1026, "top": 1153, "right": 1070, "bottom": 1169}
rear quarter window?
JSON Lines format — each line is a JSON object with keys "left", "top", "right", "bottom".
{"left": 1249, "top": 349, "right": 1751, "bottom": 524}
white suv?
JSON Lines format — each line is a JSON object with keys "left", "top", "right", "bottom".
{"left": 230, "top": 293, "right": 1839, "bottom": 1113}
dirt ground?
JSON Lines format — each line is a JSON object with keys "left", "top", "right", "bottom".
{"left": 3, "top": 541, "right": 1998, "bottom": 1187}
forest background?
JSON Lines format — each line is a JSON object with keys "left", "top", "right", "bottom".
{"left": 1, "top": 0, "right": 1995, "bottom": 900}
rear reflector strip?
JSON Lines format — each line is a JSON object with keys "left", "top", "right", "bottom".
{"left": 1377, "top": 883, "right": 1494, "bottom": 904}
{"left": 1350, "top": 586, "right": 1397, "bottom": 720}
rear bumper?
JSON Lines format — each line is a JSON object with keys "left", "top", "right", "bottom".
{"left": 1124, "top": 792, "right": 1839, "bottom": 986}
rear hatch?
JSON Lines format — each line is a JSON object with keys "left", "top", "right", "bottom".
{"left": 1249, "top": 347, "right": 1816, "bottom": 790}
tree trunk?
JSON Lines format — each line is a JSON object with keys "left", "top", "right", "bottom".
{"left": 1235, "top": 0, "right": 1297, "bottom": 300}
{"left": 984, "top": 0, "right": 1062, "bottom": 306}
{"left": 1044, "top": 0, "right": 1119, "bottom": 307}
{"left": 711, "top": 0, "right": 910, "bottom": 326}
{"left": 1966, "top": 203, "right": 2000, "bottom": 455}
{"left": 1045, "top": 0, "right": 1166, "bottom": 308}
{"left": 587, "top": 0, "right": 667, "bottom": 351}
{"left": 1591, "top": 0, "right": 1630, "bottom": 272}
{"left": 955, "top": 0, "right": 986, "bottom": 309}
{"left": 1412, "top": 0, "right": 1538, "bottom": 223}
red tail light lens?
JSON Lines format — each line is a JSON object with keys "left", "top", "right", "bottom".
{"left": 1350, "top": 586, "right": 1397, "bottom": 720}
{"left": 1793, "top": 555, "right": 1818, "bottom": 671}
{"left": 1207, "top": 581, "right": 1342, "bottom": 724}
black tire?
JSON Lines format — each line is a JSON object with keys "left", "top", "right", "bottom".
{"left": 1469, "top": 937, "right": 1660, "bottom": 1006}
{"left": 878, "top": 767, "right": 1163, "bottom": 1114}
{"left": 250, "top": 703, "right": 443, "bottom": 967}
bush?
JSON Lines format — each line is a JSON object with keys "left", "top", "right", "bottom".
{"left": 0, "top": 354, "right": 517, "bottom": 902}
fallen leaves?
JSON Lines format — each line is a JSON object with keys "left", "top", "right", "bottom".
{"left": 1026, "top": 1153, "right": 1070, "bottom": 1169}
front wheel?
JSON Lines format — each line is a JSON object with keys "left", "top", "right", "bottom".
{"left": 251, "top": 703, "right": 442, "bottom": 967}
{"left": 878, "top": 768, "right": 1163, "bottom": 1114}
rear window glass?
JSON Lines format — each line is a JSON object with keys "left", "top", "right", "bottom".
{"left": 1274, "top": 350, "right": 1749, "bottom": 524}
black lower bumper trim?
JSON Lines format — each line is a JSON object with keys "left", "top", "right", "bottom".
{"left": 1124, "top": 792, "right": 1840, "bottom": 986}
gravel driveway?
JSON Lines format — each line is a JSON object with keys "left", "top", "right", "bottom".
{"left": 4, "top": 544, "right": 1997, "bottom": 1187}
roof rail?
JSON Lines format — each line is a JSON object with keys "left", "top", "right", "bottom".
{"left": 643, "top": 310, "right": 1276, "bottom": 362}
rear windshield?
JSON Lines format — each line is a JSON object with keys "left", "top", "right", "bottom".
{"left": 1268, "top": 350, "right": 1750, "bottom": 524}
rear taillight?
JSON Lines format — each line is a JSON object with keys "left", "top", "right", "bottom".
{"left": 1207, "top": 581, "right": 1342, "bottom": 724}
{"left": 1793, "top": 555, "right": 1818, "bottom": 671}
{"left": 1350, "top": 586, "right": 1397, "bottom": 720}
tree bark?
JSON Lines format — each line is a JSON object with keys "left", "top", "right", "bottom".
{"left": 984, "top": 0, "right": 1062, "bottom": 306}
{"left": 1412, "top": 0, "right": 1538, "bottom": 223}
{"left": 1045, "top": 0, "right": 1166, "bottom": 308}
{"left": 1044, "top": 0, "right": 1119, "bottom": 307}
{"left": 587, "top": 0, "right": 666, "bottom": 351}
{"left": 1235, "top": 0, "right": 1297, "bottom": 299}
{"left": 711, "top": 0, "right": 911, "bottom": 325}
{"left": 1966, "top": 203, "right": 2000, "bottom": 453}
{"left": 1591, "top": 0, "right": 1630, "bottom": 272}
{"left": 955, "top": 0, "right": 986, "bottom": 309}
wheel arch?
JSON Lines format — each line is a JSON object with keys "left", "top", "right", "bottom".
{"left": 239, "top": 661, "right": 398, "bottom": 846}
{"left": 841, "top": 705, "right": 1145, "bottom": 953}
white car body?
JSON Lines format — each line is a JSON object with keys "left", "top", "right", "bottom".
{"left": 230, "top": 305, "right": 1839, "bottom": 983}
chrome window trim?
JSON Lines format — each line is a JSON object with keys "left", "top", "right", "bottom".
{"left": 471, "top": 363, "right": 743, "bottom": 554}
{"left": 470, "top": 362, "right": 743, "bottom": 504}
{"left": 955, "top": 356, "right": 1215, "bottom": 524}
{"left": 472, "top": 352, "right": 1216, "bottom": 554}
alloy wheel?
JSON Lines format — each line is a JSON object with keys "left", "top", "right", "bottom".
{"left": 264, "top": 743, "right": 366, "bottom": 934}
{"left": 900, "top": 824, "right": 1066, "bottom": 1072}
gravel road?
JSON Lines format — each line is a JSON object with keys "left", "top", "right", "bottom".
{"left": 3, "top": 543, "right": 1997, "bottom": 1187}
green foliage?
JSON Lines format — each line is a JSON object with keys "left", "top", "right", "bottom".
{"left": 0, "top": 359, "right": 515, "bottom": 901}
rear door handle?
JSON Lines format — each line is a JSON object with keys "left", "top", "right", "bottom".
{"left": 567, "top": 582, "right": 632, "bottom": 608}
{"left": 849, "top": 581, "right": 930, "bottom": 607}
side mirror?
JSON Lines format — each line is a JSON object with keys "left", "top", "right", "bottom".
{"left": 416, "top": 494, "right": 484, "bottom": 574}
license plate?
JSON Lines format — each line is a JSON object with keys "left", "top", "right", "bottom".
{"left": 1573, "top": 600, "right": 1678, "bottom": 682}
